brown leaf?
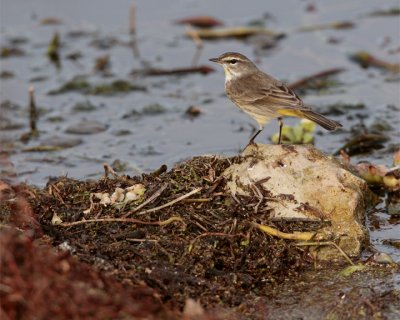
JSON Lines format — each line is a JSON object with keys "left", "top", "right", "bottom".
{"left": 175, "top": 16, "right": 223, "bottom": 28}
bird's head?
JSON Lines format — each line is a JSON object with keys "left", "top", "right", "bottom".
{"left": 209, "top": 52, "right": 258, "bottom": 80}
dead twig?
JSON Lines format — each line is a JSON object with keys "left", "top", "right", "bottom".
{"left": 296, "top": 241, "right": 355, "bottom": 266}
{"left": 60, "top": 216, "right": 184, "bottom": 227}
{"left": 253, "top": 222, "right": 319, "bottom": 241}
{"left": 182, "top": 198, "right": 212, "bottom": 203}
{"left": 230, "top": 192, "right": 242, "bottom": 205}
{"left": 123, "top": 183, "right": 168, "bottom": 217}
{"left": 83, "top": 193, "right": 95, "bottom": 215}
{"left": 129, "top": 3, "right": 140, "bottom": 58}
{"left": 192, "top": 220, "right": 208, "bottom": 232}
{"left": 29, "top": 86, "right": 38, "bottom": 135}
{"left": 126, "top": 238, "right": 158, "bottom": 243}
{"left": 149, "top": 164, "right": 167, "bottom": 177}
{"left": 207, "top": 177, "right": 223, "bottom": 195}
{"left": 21, "top": 86, "right": 39, "bottom": 142}
{"left": 103, "top": 163, "right": 119, "bottom": 179}
{"left": 350, "top": 51, "right": 400, "bottom": 73}
{"left": 250, "top": 183, "right": 264, "bottom": 213}
{"left": 48, "top": 183, "right": 65, "bottom": 205}
{"left": 136, "top": 187, "right": 202, "bottom": 216}
{"left": 188, "top": 232, "right": 247, "bottom": 253}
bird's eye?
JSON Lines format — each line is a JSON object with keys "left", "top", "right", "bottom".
{"left": 230, "top": 59, "right": 237, "bottom": 64}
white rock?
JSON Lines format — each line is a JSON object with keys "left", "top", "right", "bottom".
{"left": 223, "top": 144, "right": 377, "bottom": 259}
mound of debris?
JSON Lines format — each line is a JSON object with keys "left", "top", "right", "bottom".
{"left": 31, "top": 155, "right": 312, "bottom": 309}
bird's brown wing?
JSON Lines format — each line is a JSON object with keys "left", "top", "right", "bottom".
{"left": 228, "top": 72, "right": 310, "bottom": 111}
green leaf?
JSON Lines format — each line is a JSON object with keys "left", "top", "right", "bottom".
{"left": 338, "top": 264, "right": 366, "bottom": 276}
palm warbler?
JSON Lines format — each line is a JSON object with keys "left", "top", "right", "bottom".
{"left": 209, "top": 52, "right": 342, "bottom": 145}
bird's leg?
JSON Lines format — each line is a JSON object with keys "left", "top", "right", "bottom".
{"left": 277, "top": 117, "right": 283, "bottom": 145}
{"left": 249, "top": 128, "right": 263, "bottom": 145}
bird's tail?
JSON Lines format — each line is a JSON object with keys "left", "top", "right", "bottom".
{"left": 300, "top": 110, "right": 342, "bottom": 131}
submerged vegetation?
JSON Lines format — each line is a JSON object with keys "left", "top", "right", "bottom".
{"left": 48, "top": 76, "right": 147, "bottom": 95}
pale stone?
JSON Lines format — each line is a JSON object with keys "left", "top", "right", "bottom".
{"left": 223, "top": 144, "right": 377, "bottom": 260}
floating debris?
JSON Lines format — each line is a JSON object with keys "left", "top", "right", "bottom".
{"left": 93, "top": 55, "right": 111, "bottom": 73}
{"left": 66, "top": 51, "right": 83, "bottom": 61}
{"left": 0, "top": 71, "right": 14, "bottom": 79}
{"left": 23, "top": 145, "right": 65, "bottom": 152}
{"left": 350, "top": 51, "right": 400, "bottom": 73}
{"left": 337, "top": 133, "right": 389, "bottom": 156}
{"left": 131, "top": 65, "right": 215, "bottom": 76}
{"left": 382, "top": 239, "right": 400, "bottom": 249}
{"left": 186, "top": 26, "right": 284, "bottom": 40}
{"left": 386, "top": 191, "right": 400, "bottom": 215}
{"left": 340, "top": 150, "right": 400, "bottom": 191}
{"left": 40, "top": 17, "right": 63, "bottom": 25}
{"left": 7, "top": 36, "right": 29, "bottom": 45}
{"left": 89, "top": 80, "right": 144, "bottom": 95}
{"left": 90, "top": 36, "right": 120, "bottom": 50}
{"left": 175, "top": 16, "right": 223, "bottom": 28}
{"left": 112, "top": 129, "right": 132, "bottom": 136}
{"left": 318, "top": 102, "right": 365, "bottom": 116}
{"left": 296, "top": 21, "right": 355, "bottom": 32}
{"left": 141, "top": 103, "right": 167, "bottom": 115}
{"left": 29, "top": 75, "right": 48, "bottom": 82}
{"left": 1, "top": 46, "right": 25, "bottom": 58}
{"left": 121, "top": 109, "right": 141, "bottom": 119}
{"left": 67, "top": 29, "right": 97, "bottom": 38}
{"left": 355, "top": 163, "right": 399, "bottom": 190}
{"left": 48, "top": 76, "right": 90, "bottom": 94}
{"left": 45, "top": 116, "right": 64, "bottom": 123}
{"left": 370, "top": 119, "right": 393, "bottom": 132}
{"left": 72, "top": 101, "right": 98, "bottom": 112}
{"left": 0, "top": 115, "right": 24, "bottom": 130}
{"left": 185, "top": 106, "right": 202, "bottom": 118}
{"left": 288, "top": 68, "right": 346, "bottom": 94}
{"left": 366, "top": 252, "right": 396, "bottom": 265}
{"left": 122, "top": 104, "right": 171, "bottom": 119}
{"left": 305, "top": 3, "right": 317, "bottom": 12}
{"left": 366, "top": 7, "right": 400, "bottom": 17}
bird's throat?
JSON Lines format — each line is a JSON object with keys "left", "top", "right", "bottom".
{"left": 223, "top": 67, "right": 234, "bottom": 82}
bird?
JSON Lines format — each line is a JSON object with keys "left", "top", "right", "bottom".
{"left": 209, "top": 52, "right": 342, "bottom": 146}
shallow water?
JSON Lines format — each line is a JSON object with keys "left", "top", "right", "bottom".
{"left": 1, "top": 0, "right": 399, "bottom": 263}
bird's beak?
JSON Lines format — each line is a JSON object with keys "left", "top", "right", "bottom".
{"left": 209, "top": 57, "right": 220, "bottom": 64}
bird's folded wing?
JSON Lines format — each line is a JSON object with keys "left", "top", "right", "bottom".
{"left": 231, "top": 74, "right": 309, "bottom": 109}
